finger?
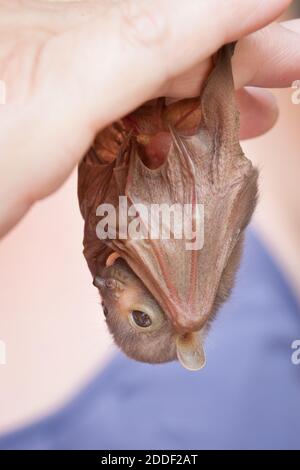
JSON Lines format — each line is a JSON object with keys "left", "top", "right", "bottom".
{"left": 233, "top": 20, "right": 300, "bottom": 89}
{"left": 237, "top": 87, "right": 278, "bottom": 140}
{"left": 46, "top": 0, "right": 291, "bottom": 131}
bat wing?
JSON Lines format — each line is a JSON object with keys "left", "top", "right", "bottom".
{"left": 78, "top": 148, "right": 113, "bottom": 275}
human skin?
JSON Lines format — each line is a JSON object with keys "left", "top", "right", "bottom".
{"left": 0, "top": 0, "right": 299, "bottom": 238}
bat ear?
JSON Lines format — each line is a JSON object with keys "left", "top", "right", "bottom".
{"left": 176, "top": 332, "right": 206, "bottom": 371}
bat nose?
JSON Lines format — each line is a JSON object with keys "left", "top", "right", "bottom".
{"left": 167, "top": 302, "right": 211, "bottom": 334}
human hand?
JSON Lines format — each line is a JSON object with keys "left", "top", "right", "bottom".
{"left": 0, "top": 0, "right": 299, "bottom": 237}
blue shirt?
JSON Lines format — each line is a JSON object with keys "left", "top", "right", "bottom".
{"left": 0, "top": 230, "right": 299, "bottom": 450}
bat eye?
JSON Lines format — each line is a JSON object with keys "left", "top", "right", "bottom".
{"left": 130, "top": 310, "right": 152, "bottom": 329}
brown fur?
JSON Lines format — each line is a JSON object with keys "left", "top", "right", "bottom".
{"left": 78, "top": 44, "right": 259, "bottom": 367}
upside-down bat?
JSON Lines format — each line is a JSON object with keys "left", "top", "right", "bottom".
{"left": 78, "top": 43, "right": 258, "bottom": 371}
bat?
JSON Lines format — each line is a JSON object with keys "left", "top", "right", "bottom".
{"left": 78, "top": 43, "right": 258, "bottom": 371}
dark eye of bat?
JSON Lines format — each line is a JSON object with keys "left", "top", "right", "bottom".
{"left": 130, "top": 310, "right": 152, "bottom": 328}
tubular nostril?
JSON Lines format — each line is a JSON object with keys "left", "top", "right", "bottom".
{"left": 119, "top": 1, "right": 167, "bottom": 47}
